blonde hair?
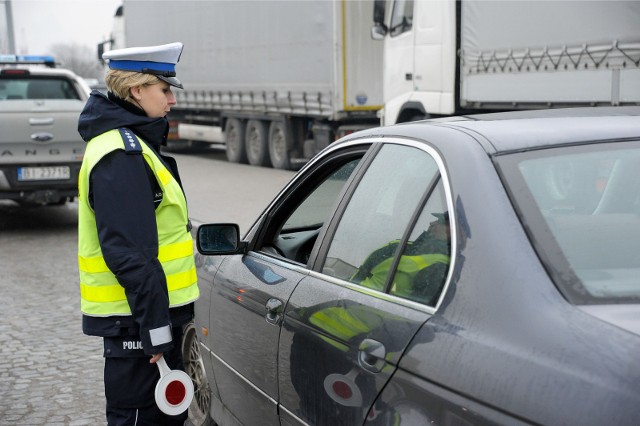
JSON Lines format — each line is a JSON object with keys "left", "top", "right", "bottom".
{"left": 105, "top": 70, "right": 161, "bottom": 103}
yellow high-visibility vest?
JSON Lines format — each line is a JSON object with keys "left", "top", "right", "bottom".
{"left": 362, "top": 253, "right": 450, "bottom": 295}
{"left": 77, "top": 129, "right": 199, "bottom": 316}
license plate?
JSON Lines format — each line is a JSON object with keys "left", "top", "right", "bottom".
{"left": 17, "top": 166, "right": 70, "bottom": 181}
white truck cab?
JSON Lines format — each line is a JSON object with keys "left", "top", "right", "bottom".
{"left": 373, "top": 0, "right": 640, "bottom": 126}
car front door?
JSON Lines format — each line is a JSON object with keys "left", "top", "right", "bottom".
{"left": 208, "top": 145, "right": 369, "bottom": 425}
{"left": 278, "top": 141, "right": 455, "bottom": 425}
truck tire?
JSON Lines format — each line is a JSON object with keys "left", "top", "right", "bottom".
{"left": 245, "top": 120, "right": 272, "bottom": 167}
{"left": 182, "top": 322, "right": 215, "bottom": 426}
{"left": 268, "top": 121, "right": 292, "bottom": 170}
{"left": 225, "top": 118, "right": 248, "bottom": 164}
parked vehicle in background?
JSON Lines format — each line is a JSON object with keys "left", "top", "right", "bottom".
{"left": 110, "top": 1, "right": 382, "bottom": 169}
{"left": 103, "top": 0, "right": 640, "bottom": 169}
{"left": 0, "top": 55, "right": 90, "bottom": 205}
{"left": 373, "top": 0, "right": 640, "bottom": 124}
{"left": 185, "top": 107, "right": 640, "bottom": 426}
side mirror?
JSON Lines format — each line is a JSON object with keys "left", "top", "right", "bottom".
{"left": 97, "top": 39, "right": 113, "bottom": 64}
{"left": 196, "top": 223, "right": 246, "bottom": 255}
{"left": 371, "top": 23, "right": 387, "bottom": 40}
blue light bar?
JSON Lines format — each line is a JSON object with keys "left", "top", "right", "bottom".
{"left": 19, "top": 55, "right": 56, "bottom": 63}
{"left": 0, "top": 55, "right": 56, "bottom": 64}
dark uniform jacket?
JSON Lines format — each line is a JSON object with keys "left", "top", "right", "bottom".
{"left": 77, "top": 90, "right": 193, "bottom": 356}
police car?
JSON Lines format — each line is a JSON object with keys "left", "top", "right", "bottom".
{"left": 0, "top": 55, "right": 90, "bottom": 205}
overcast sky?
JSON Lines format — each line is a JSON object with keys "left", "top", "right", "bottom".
{"left": 2, "top": 0, "right": 122, "bottom": 55}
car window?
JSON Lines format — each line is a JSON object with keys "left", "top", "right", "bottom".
{"left": 283, "top": 159, "right": 360, "bottom": 232}
{"left": 0, "top": 77, "right": 81, "bottom": 100}
{"left": 388, "top": 181, "right": 450, "bottom": 305}
{"left": 390, "top": 0, "right": 414, "bottom": 37}
{"left": 321, "top": 144, "right": 448, "bottom": 305}
{"left": 259, "top": 155, "right": 363, "bottom": 264}
{"left": 497, "top": 141, "right": 640, "bottom": 304}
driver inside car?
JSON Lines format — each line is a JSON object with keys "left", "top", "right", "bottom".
{"left": 350, "top": 211, "right": 451, "bottom": 305}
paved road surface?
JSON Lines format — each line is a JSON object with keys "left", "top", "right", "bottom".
{"left": 0, "top": 148, "right": 295, "bottom": 425}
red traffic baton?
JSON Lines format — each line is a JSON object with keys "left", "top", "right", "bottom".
{"left": 154, "top": 356, "right": 194, "bottom": 415}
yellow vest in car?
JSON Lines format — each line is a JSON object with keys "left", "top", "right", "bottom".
{"left": 362, "top": 253, "right": 450, "bottom": 296}
{"left": 77, "top": 129, "right": 199, "bottom": 316}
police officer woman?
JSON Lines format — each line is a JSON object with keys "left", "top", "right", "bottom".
{"left": 77, "top": 42, "right": 199, "bottom": 425}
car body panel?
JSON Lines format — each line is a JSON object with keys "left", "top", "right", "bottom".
{"left": 278, "top": 274, "right": 431, "bottom": 425}
{"left": 368, "top": 368, "right": 530, "bottom": 425}
{"left": 348, "top": 107, "right": 640, "bottom": 155}
{"left": 192, "top": 251, "right": 221, "bottom": 402}
{"left": 193, "top": 107, "right": 640, "bottom": 426}
{"left": 1, "top": 100, "right": 86, "bottom": 147}
{"left": 578, "top": 304, "right": 640, "bottom": 336}
{"left": 397, "top": 279, "right": 640, "bottom": 425}
{"left": 206, "top": 252, "right": 306, "bottom": 426}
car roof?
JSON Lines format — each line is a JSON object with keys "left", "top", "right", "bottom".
{"left": 0, "top": 59, "right": 80, "bottom": 76}
{"left": 351, "top": 107, "right": 640, "bottom": 155}
{"left": 0, "top": 66, "right": 79, "bottom": 77}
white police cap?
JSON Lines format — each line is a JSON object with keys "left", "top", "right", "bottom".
{"left": 102, "top": 42, "right": 184, "bottom": 89}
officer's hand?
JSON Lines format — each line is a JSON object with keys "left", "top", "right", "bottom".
{"left": 150, "top": 353, "right": 163, "bottom": 364}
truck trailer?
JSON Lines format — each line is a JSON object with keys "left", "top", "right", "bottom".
{"left": 104, "top": 0, "right": 640, "bottom": 169}
{"left": 111, "top": 0, "right": 383, "bottom": 170}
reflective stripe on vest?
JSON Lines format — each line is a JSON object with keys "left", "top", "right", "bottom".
{"left": 309, "top": 306, "right": 383, "bottom": 352}
{"left": 77, "top": 129, "right": 199, "bottom": 316}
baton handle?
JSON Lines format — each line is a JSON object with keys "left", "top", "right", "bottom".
{"left": 156, "top": 356, "right": 171, "bottom": 377}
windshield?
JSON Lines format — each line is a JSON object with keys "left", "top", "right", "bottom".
{"left": 497, "top": 141, "right": 640, "bottom": 305}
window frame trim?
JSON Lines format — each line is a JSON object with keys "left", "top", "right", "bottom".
{"left": 382, "top": 174, "right": 443, "bottom": 299}
{"left": 312, "top": 137, "right": 457, "bottom": 312}
{"left": 243, "top": 136, "right": 457, "bottom": 314}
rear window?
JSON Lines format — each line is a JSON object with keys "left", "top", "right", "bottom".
{"left": 497, "top": 140, "right": 640, "bottom": 305}
{"left": 0, "top": 77, "right": 81, "bottom": 100}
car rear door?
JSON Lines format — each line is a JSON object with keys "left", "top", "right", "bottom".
{"left": 277, "top": 141, "right": 456, "bottom": 425}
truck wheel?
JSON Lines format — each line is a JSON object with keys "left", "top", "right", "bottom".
{"left": 245, "top": 120, "right": 272, "bottom": 167}
{"left": 182, "top": 323, "right": 214, "bottom": 426}
{"left": 225, "top": 118, "right": 248, "bottom": 164}
{"left": 268, "top": 121, "right": 292, "bottom": 170}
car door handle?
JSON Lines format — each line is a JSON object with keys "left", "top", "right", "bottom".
{"left": 265, "top": 298, "right": 283, "bottom": 325}
{"left": 29, "top": 117, "right": 55, "bottom": 126}
{"left": 358, "top": 338, "right": 386, "bottom": 373}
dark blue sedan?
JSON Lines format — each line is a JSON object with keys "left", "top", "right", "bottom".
{"left": 184, "top": 107, "right": 640, "bottom": 426}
